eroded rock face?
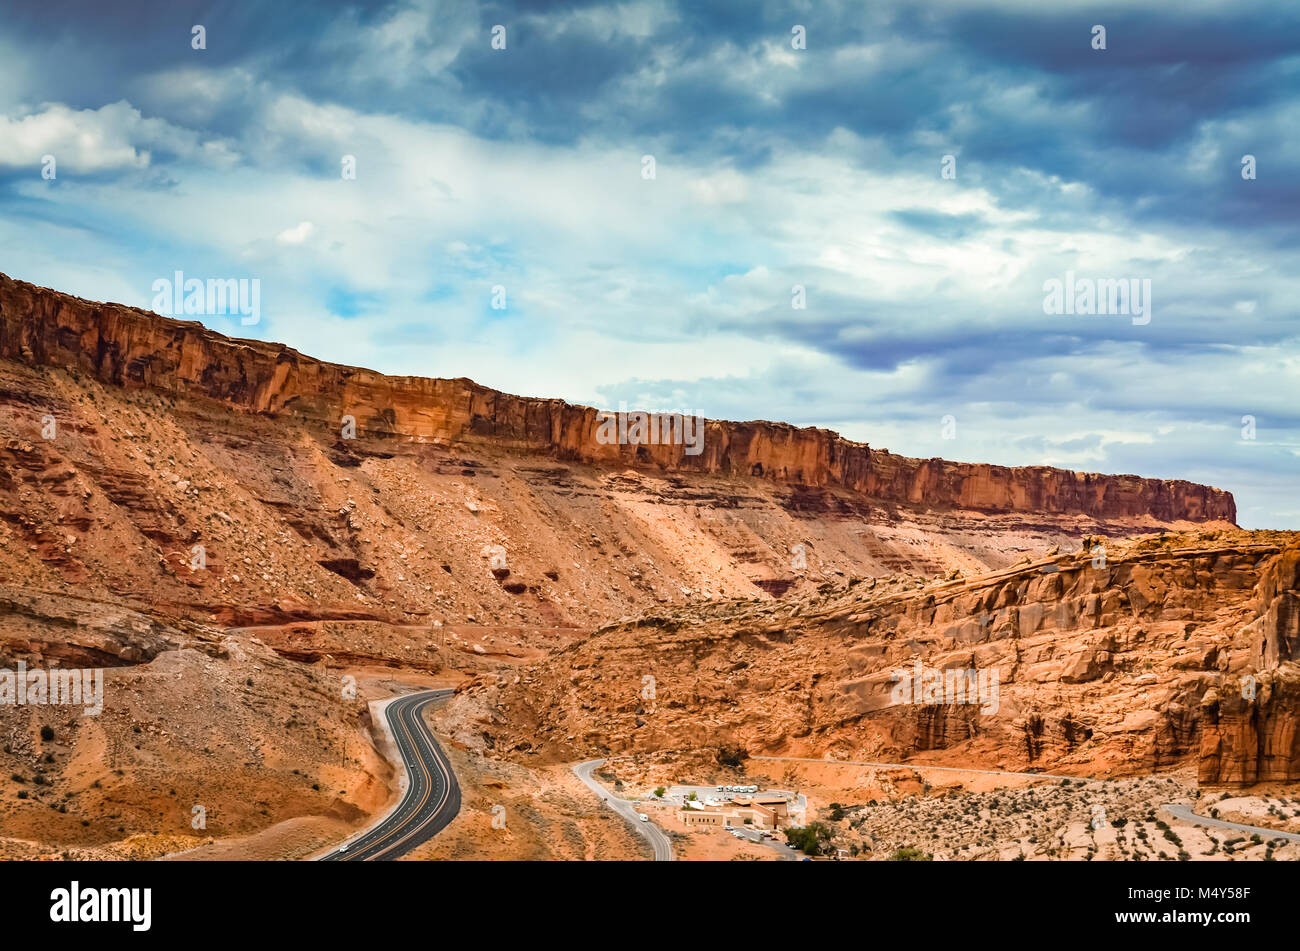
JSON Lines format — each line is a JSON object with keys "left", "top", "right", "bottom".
{"left": 1198, "top": 669, "right": 1300, "bottom": 786}
{"left": 0, "top": 271, "right": 1276, "bottom": 803}
{"left": 444, "top": 532, "right": 1300, "bottom": 785}
{"left": 3, "top": 344, "right": 1222, "bottom": 633}
{"left": 1247, "top": 547, "right": 1300, "bottom": 669}
{"left": 0, "top": 273, "right": 1236, "bottom": 523}
{"left": 3, "top": 273, "right": 1280, "bottom": 858}
{"left": 1199, "top": 544, "right": 1300, "bottom": 784}
{"left": 0, "top": 585, "right": 179, "bottom": 667}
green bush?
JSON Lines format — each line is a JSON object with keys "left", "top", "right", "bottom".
{"left": 888, "top": 846, "right": 933, "bottom": 861}
{"left": 784, "top": 822, "right": 833, "bottom": 856}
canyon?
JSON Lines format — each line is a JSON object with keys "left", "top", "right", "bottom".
{"left": 0, "top": 271, "right": 1292, "bottom": 861}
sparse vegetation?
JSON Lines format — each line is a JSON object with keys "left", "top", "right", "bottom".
{"left": 889, "top": 846, "right": 933, "bottom": 861}
{"left": 784, "top": 822, "right": 833, "bottom": 856}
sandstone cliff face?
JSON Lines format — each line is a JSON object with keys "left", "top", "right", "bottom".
{"left": 0, "top": 273, "right": 1236, "bottom": 524}
{"left": 1198, "top": 543, "right": 1300, "bottom": 784}
{"left": 4, "top": 272, "right": 1284, "bottom": 857}
{"left": 443, "top": 531, "right": 1300, "bottom": 785}
{"left": 1, "top": 345, "right": 1180, "bottom": 633}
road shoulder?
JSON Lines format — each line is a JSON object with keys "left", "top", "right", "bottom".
{"left": 308, "top": 693, "right": 411, "bottom": 860}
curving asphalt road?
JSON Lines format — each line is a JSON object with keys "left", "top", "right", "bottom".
{"left": 1163, "top": 803, "right": 1300, "bottom": 843}
{"left": 573, "top": 758, "right": 674, "bottom": 861}
{"left": 321, "top": 689, "right": 461, "bottom": 861}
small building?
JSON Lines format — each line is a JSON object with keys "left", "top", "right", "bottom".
{"left": 731, "top": 803, "right": 777, "bottom": 830}
{"left": 681, "top": 811, "right": 726, "bottom": 827}
{"left": 678, "top": 790, "right": 801, "bottom": 833}
{"left": 753, "top": 796, "right": 790, "bottom": 819}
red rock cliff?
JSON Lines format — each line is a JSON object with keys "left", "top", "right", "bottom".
{"left": 0, "top": 272, "right": 1236, "bottom": 523}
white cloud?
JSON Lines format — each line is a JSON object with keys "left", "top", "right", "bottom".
{"left": 0, "top": 101, "right": 151, "bottom": 172}
{"left": 0, "top": 100, "right": 239, "bottom": 173}
{"left": 276, "top": 221, "right": 316, "bottom": 245}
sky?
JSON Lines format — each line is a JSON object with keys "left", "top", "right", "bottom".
{"left": 0, "top": 0, "right": 1296, "bottom": 527}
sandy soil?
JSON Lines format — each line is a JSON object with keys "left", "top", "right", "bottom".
{"left": 403, "top": 745, "right": 648, "bottom": 861}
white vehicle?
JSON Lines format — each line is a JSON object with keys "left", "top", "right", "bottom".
{"left": 339, "top": 844, "right": 349, "bottom": 853}
{"left": 638, "top": 813, "right": 649, "bottom": 822}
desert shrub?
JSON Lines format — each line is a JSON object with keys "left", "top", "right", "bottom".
{"left": 784, "top": 822, "right": 833, "bottom": 856}
{"left": 888, "top": 846, "right": 933, "bottom": 861}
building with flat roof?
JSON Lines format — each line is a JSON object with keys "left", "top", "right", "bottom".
{"left": 680, "top": 811, "right": 726, "bottom": 827}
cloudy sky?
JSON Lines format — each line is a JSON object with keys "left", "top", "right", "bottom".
{"left": 1, "top": 0, "right": 1297, "bottom": 527}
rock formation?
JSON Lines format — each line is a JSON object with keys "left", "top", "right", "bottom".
{"left": 0, "top": 272, "right": 1236, "bottom": 524}
{"left": 444, "top": 531, "right": 1300, "bottom": 786}
{"left": 0, "top": 269, "right": 1285, "bottom": 864}
{"left": 1199, "top": 543, "right": 1300, "bottom": 783}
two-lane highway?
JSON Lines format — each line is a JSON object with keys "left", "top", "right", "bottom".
{"left": 322, "top": 689, "right": 461, "bottom": 861}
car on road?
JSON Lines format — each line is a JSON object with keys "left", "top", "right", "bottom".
{"left": 639, "top": 813, "right": 649, "bottom": 822}
{"left": 339, "top": 844, "right": 349, "bottom": 853}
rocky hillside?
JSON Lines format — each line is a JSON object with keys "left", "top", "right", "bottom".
{"left": 0, "top": 583, "right": 388, "bottom": 859}
{"left": 442, "top": 530, "right": 1300, "bottom": 786}
{"left": 0, "top": 271, "right": 1234, "bottom": 525}
{"left": 0, "top": 272, "right": 1237, "bottom": 637}
{"left": 0, "top": 272, "right": 1270, "bottom": 859}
